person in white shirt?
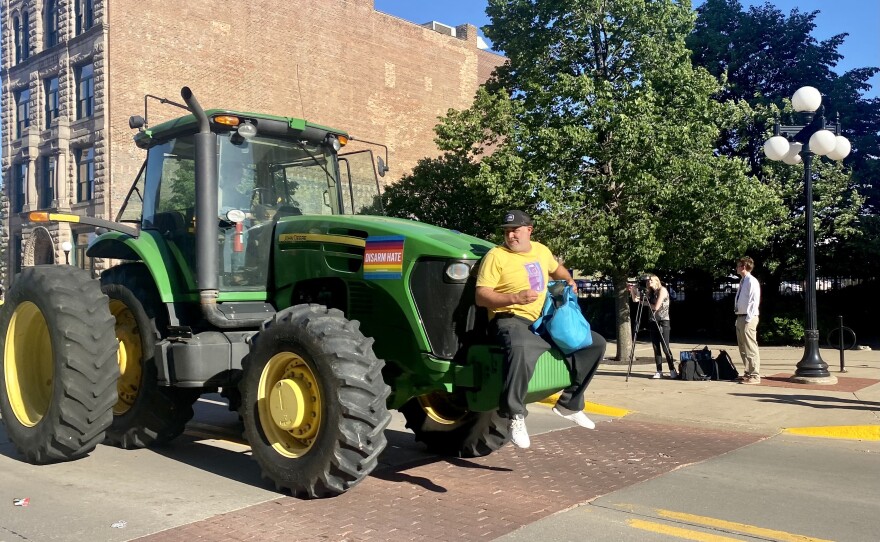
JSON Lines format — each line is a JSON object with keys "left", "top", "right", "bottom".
{"left": 734, "top": 256, "right": 761, "bottom": 384}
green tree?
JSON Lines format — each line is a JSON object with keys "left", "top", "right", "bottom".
{"left": 379, "top": 84, "right": 521, "bottom": 239}
{"left": 688, "top": 0, "right": 878, "bottom": 283}
{"left": 458, "top": 0, "right": 781, "bottom": 359}
{"left": 379, "top": 153, "right": 502, "bottom": 240}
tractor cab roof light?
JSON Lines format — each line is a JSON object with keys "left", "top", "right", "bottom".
{"left": 326, "top": 134, "right": 341, "bottom": 152}
{"left": 213, "top": 115, "right": 241, "bottom": 127}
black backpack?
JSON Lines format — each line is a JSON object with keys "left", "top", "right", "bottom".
{"left": 714, "top": 350, "right": 740, "bottom": 381}
{"left": 679, "top": 347, "right": 713, "bottom": 381}
{"left": 680, "top": 358, "right": 711, "bottom": 381}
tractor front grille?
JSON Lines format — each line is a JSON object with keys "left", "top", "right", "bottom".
{"left": 409, "top": 259, "right": 488, "bottom": 360}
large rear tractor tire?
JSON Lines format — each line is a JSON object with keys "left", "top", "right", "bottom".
{"left": 0, "top": 265, "right": 118, "bottom": 463}
{"left": 100, "top": 263, "right": 199, "bottom": 448}
{"left": 239, "top": 304, "right": 391, "bottom": 498}
{"left": 401, "top": 391, "right": 509, "bottom": 457}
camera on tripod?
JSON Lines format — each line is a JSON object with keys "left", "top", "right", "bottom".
{"left": 638, "top": 275, "right": 651, "bottom": 291}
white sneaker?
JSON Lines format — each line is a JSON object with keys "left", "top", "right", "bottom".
{"left": 508, "top": 415, "right": 530, "bottom": 448}
{"left": 669, "top": 369, "right": 679, "bottom": 379}
{"left": 552, "top": 406, "right": 596, "bottom": 429}
{"left": 652, "top": 372, "right": 662, "bottom": 379}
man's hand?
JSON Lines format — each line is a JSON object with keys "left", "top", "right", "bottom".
{"left": 511, "top": 289, "right": 539, "bottom": 305}
{"left": 476, "top": 286, "right": 539, "bottom": 309}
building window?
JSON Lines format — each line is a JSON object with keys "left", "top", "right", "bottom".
{"left": 22, "top": 11, "right": 30, "bottom": 60}
{"left": 14, "top": 16, "right": 22, "bottom": 63}
{"left": 12, "top": 162, "right": 28, "bottom": 213}
{"left": 45, "top": 0, "right": 60, "bottom": 48}
{"left": 44, "top": 76, "right": 59, "bottom": 128}
{"left": 75, "top": 0, "right": 95, "bottom": 35}
{"left": 15, "top": 88, "right": 31, "bottom": 138}
{"left": 76, "top": 147, "right": 95, "bottom": 202}
{"left": 76, "top": 63, "right": 95, "bottom": 119}
{"left": 39, "top": 155, "right": 56, "bottom": 209}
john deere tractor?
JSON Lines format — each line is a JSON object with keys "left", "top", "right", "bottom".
{"left": 0, "top": 87, "right": 573, "bottom": 497}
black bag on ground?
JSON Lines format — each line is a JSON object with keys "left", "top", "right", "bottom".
{"left": 714, "top": 350, "right": 740, "bottom": 381}
{"left": 679, "top": 348, "right": 713, "bottom": 381}
{"left": 679, "top": 358, "right": 711, "bottom": 381}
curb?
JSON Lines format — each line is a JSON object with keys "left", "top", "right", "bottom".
{"left": 537, "top": 395, "right": 880, "bottom": 442}
{"left": 538, "top": 393, "right": 632, "bottom": 418}
{"left": 782, "top": 425, "right": 880, "bottom": 441}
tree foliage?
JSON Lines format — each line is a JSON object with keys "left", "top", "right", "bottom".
{"left": 688, "top": 0, "right": 878, "bottom": 282}
{"left": 380, "top": 0, "right": 877, "bottom": 355}
{"left": 469, "top": 0, "right": 779, "bottom": 358}
{"left": 378, "top": 152, "right": 502, "bottom": 240}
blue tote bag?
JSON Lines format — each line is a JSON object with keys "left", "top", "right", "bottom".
{"left": 531, "top": 281, "right": 592, "bottom": 354}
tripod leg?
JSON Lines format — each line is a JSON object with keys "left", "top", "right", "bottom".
{"left": 625, "top": 299, "right": 644, "bottom": 382}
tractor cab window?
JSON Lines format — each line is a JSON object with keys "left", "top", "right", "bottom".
{"left": 216, "top": 133, "right": 341, "bottom": 290}
{"left": 144, "top": 136, "right": 196, "bottom": 235}
{"left": 116, "top": 163, "right": 146, "bottom": 225}
{"left": 140, "top": 136, "right": 198, "bottom": 281}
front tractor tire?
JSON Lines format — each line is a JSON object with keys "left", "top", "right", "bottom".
{"left": 401, "top": 391, "right": 510, "bottom": 457}
{"left": 100, "top": 263, "right": 198, "bottom": 449}
{"left": 0, "top": 266, "right": 118, "bottom": 463}
{"left": 239, "top": 305, "right": 391, "bottom": 498}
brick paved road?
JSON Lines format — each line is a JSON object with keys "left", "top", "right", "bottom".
{"left": 134, "top": 419, "right": 762, "bottom": 541}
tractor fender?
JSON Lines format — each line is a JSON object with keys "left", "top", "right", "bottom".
{"left": 87, "top": 232, "right": 179, "bottom": 301}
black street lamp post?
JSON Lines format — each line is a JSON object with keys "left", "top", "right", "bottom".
{"left": 763, "top": 86, "right": 850, "bottom": 384}
{"left": 61, "top": 241, "right": 72, "bottom": 266}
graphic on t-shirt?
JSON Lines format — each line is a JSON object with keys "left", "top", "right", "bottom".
{"left": 524, "top": 262, "right": 544, "bottom": 291}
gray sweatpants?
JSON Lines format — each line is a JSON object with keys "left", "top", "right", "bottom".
{"left": 493, "top": 315, "right": 606, "bottom": 418}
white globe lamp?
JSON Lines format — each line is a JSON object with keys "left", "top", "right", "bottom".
{"left": 825, "top": 136, "right": 851, "bottom": 161}
{"left": 782, "top": 143, "right": 803, "bottom": 165}
{"left": 763, "top": 136, "right": 790, "bottom": 161}
{"left": 792, "top": 86, "right": 822, "bottom": 113}
{"left": 809, "top": 129, "right": 837, "bottom": 156}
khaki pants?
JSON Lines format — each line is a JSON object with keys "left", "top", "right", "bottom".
{"left": 735, "top": 316, "right": 760, "bottom": 376}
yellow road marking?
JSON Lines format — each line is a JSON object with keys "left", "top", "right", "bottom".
{"left": 628, "top": 519, "right": 743, "bottom": 541}
{"left": 657, "top": 509, "right": 834, "bottom": 542}
{"left": 538, "top": 393, "right": 631, "bottom": 417}
{"left": 783, "top": 425, "right": 880, "bottom": 441}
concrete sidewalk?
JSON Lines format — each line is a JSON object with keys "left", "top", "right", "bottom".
{"left": 578, "top": 340, "right": 880, "bottom": 438}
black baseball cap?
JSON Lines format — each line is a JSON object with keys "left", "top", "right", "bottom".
{"left": 500, "top": 210, "right": 533, "bottom": 228}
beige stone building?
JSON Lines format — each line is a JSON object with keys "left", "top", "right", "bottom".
{"left": 1, "top": 0, "right": 502, "bottom": 286}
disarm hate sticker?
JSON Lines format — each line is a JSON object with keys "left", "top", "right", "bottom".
{"left": 364, "top": 235, "right": 405, "bottom": 280}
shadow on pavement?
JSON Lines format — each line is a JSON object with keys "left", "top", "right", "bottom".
{"left": 732, "top": 392, "right": 880, "bottom": 411}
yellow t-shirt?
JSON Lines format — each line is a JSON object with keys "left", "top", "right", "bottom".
{"left": 476, "top": 241, "right": 559, "bottom": 321}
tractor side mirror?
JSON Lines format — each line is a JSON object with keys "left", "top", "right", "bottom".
{"left": 377, "top": 156, "right": 389, "bottom": 178}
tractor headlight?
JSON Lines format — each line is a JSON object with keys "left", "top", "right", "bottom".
{"left": 444, "top": 261, "right": 471, "bottom": 283}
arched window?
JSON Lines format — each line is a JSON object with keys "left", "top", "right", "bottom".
{"left": 45, "top": 0, "right": 60, "bottom": 48}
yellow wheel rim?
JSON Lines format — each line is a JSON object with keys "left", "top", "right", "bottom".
{"left": 258, "top": 352, "right": 322, "bottom": 457}
{"left": 4, "top": 302, "right": 54, "bottom": 427}
{"left": 417, "top": 391, "right": 468, "bottom": 425}
{"left": 109, "top": 299, "right": 143, "bottom": 415}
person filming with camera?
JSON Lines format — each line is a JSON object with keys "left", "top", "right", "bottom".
{"left": 628, "top": 274, "right": 677, "bottom": 379}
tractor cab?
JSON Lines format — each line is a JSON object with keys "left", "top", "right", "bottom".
{"left": 115, "top": 99, "right": 384, "bottom": 297}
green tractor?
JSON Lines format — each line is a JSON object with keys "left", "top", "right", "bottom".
{"left": 0, "top": 87, "right": 573, "bottom": 497}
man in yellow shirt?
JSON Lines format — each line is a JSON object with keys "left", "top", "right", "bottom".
{"left": 476, "top": 210, "right": 606, "bottom": 448}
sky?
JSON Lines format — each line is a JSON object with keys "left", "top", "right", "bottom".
{"left": 374, "top": 0, "right": 880, "bottom": 99}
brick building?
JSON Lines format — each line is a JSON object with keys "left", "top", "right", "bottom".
{"left": 0, "top": 0, "right": 502, "bottom": 285}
